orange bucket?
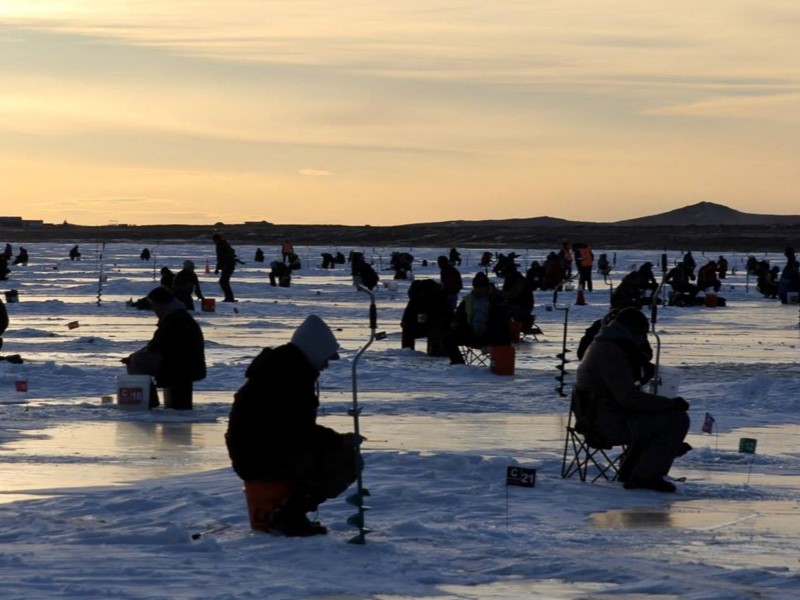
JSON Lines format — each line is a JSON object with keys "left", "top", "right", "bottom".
{"left": 243, "top": 480, "right": 293, "bottom": 532}
{"left": 201, "top": 298, "right": 216, "bottom": 312}
{"left": 490, "top": 345, "right": 515, "bottom": 376}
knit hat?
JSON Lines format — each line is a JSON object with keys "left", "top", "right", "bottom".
{"left": 472, "top": 272, "right": 490, "bottom": 288}
{"left": 183, "top": 260, "right": 195, "bottom": 270}
{"left": 290, "top": 314, "right": 340, "bottom": 370}
{"left": 613, "top": 307, "right": 649, "bottom": 335}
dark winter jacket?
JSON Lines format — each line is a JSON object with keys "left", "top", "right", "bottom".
{"left": 401, "top": 279, "right": 452, "bottom": 338}
{"left": 439, "top": 264, "right": 463, "bottom": 295}
{"left": 225, "top": 344, "right": 344, "bottom": 481}
{"left": 145, "top": 301, "right": 206, "bottom": 387}
{"left": 173, "top": 268, "right": 203, "bottom": 310}
{"left": 574, "top": 321, "right": 672, "bottom": 433}
{"left": 215, "top": 238, "right": 237, "bottom": 271}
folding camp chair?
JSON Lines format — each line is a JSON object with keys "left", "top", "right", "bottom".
{"left": 561, "top": 396, "right": 628, "bottom": 483}
{"left": 459, "top": 345, "right": 490, "bottom": 367}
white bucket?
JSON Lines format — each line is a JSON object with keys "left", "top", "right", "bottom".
{"left": 651, "top": 365, "right": 682, "bottom": 398}
{"left": 116, "top": 374, "right": 153, "bottom": 410}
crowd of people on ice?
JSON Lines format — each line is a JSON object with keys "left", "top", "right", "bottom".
{"left": 0, "top": 236, "right": 797, "bottom": 536}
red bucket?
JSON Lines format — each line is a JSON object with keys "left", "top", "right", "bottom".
{"left": 201, "top": 298, "right": 216, "bottom": 312}
{"left": 15, "top": 380, "right": 28, "bottom": 392}
{"left": 490, "top": 345, "right": 515, "bottom": 376}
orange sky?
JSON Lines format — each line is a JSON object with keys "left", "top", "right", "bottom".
{"left": 2, "top": 1, "right": 800, "bottom": 225}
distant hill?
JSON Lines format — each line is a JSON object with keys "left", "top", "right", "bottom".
{"left": 413, "top": 216, "right": 582, "bottom": 228}
{"left": 409, "top": 201, "right": 800, "bottom": 228}
{"left": 2, "top": 201, "right": 798, "bottom": 251}
{"left": 611, "top": 201, "right": 800, "bottom": 226}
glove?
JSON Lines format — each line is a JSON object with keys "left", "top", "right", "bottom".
{"left": 672, "top": 397, "right": 690, "bottom": 411}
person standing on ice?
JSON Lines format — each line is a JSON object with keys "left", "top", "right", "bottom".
{"left": 172, "top": 260, "right": 205, "bottom": 311}
{"left": 212, "top": 233, "right": 240, "bottom": 302}
{"left": 122, "top": 286, "right": 206, "bottom": 409}
{"left": 225, "top": 314, "right": 360, "bottom": 537}
{"left": 573, "top": 307, "right": 691, "bottom": 493}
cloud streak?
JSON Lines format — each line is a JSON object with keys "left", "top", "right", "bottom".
{"left": 2, "top": 1, "right": 800, "bottom": 225}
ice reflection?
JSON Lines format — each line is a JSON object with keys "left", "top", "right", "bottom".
{"left": 0, "top": 420, "right": 230, "bottom": 501}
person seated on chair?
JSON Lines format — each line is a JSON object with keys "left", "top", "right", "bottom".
{"left": 352, "top": 254, "right": 379, "bottom": 290}
{"left": 696, "top": 261, "right": 722, "bottom": 293}
{"left": 542, "top": 252, "right": 565, "bottom": 291}
{"left": 269, "top": 260, "right": 292, "bottom": 287}
{"left": 444, "top": 272, "right": 511, "bottom": 365}
{"left": 574, "top": 307, "right": 691, "bottom": 492}
{"left": 502, "top": 264, "right": 535, "bottom": 334}
{"left": 525, "top": 260, "right": 545, "bottom": 291}
{"left": 122, "top": 287, "right": 206, "bottom": 409}
{"left": 400, "top": 279, "right": 452, "bottom": 355}
{"left": 664, "top": 263, "right": 699, "bottom": 305}
{"left": 225, "top": 315, "right": 360, "bottom": 537}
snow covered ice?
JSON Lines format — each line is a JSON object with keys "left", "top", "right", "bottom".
{"left": 0, "top": 242, "right": 799, "bottom": 599}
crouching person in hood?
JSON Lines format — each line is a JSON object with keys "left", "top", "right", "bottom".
{"left": 225, "top": 314, "right": 361, "bottom": 536}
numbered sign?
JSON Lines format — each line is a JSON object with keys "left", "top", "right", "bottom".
{"left": 506, "top": 466, "right": 536, "bottom": 488}
{"left": 738, "top": 438, "right": 758, "bottom": 454}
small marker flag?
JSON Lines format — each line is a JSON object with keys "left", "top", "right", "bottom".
{"left": 701, "top": 412, "right": 715, "bottom": 434}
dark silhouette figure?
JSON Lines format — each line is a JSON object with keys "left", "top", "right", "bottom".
{"left": 225, "top": 315, "right": 358, "bottom": 536}
{"left": 213, "top": 233, "right": 240, "bottom": 302}
{"left": 122, "top": 287, "right": 206, "bottom": 410}
{"left": 69, "top": 245, "right": 81, "bottom": 261}
{"left": 173, "top": 260, "right": 205, "bottom": 310}
{"left": 269, "top": 261, "right": 292, "bottom": 287}
{"left": 401, "top": 279, "right": 452, "bottom": 355}
{"left": 13, "top": 247, "right": 28, "bottom": 266}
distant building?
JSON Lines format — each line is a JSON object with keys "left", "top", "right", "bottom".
{"left": 0, "top": 217, "right": 44, "bottom": 228}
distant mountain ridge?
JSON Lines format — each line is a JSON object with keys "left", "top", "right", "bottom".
{"left": 421, "top": 201, "right": 800, "bottom": 227}
{"left": 611, "top": 201, "right": 800, "bottom": 226}
{"left": 2, "top": 201, "right": 798, "bottom": 251}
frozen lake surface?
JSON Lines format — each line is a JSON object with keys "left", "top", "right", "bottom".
{"left": 0, "top": 242, "right": 799, "bottom": 599}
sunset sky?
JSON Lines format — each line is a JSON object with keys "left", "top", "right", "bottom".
{"left": 2, "top": 1, "right": 799, "bottom": 226}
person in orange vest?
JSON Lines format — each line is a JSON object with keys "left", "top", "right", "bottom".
{"left": 574, "top": 243, "right": 594, "bottom": 291}
{"left": 281, "top": 240, "right": 294, "bottom": 264}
